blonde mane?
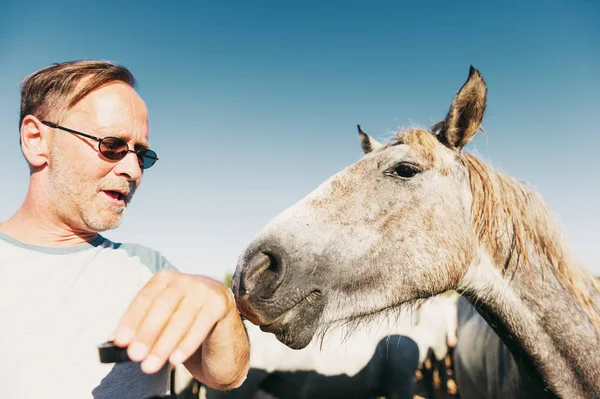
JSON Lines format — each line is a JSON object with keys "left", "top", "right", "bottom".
{"left": 390, "top": 128, "right": 600, "bottom": 327}
{"left": 461, "top": 153, "right": 600, "bottom": 327}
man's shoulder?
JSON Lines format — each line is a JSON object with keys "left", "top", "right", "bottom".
{"left": 100, "top": 236, "right": 179, "bottom": 274}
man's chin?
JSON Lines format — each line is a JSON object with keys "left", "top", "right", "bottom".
{"left": 83, "top": 212, "right": 124, "bottom": 232}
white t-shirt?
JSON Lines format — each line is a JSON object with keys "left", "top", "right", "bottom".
{"left": 0, "top": 232, "right": 178, "bottom": 399}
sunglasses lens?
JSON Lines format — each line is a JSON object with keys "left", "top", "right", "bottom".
{"left": 99, "top": 137, "right": 158, "bottom": 169}
{"left": 138, "top": 149, "right": 158, "bottom": 169}
{"left": 99, "top": 138, "right": 129, "bottom": 160}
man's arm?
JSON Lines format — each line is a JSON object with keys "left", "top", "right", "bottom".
{"left": 112, "top": 271, "right": 250, "bottom": 390}
{"left": 182, "top": 276, "right": 250, "bottom": 390}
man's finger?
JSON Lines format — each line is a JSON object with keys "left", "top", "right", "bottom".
{"left": 168, "top": 308, "right": 222, "bottom": 368}
{"left": 127, "top": 284, "right": 185, "bottom": 362}
{"left": 140, "top": 296, "right": 205, "bottom": 373}
{"left": 113, "top": 270, "right": 174, "bottom": 346}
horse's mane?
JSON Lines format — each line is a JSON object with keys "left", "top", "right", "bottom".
{"left": 461, "top": 152, "right": 600, "bottom": 327}
{"left": 391, "top": 127, "right": 599, "bottom": 327}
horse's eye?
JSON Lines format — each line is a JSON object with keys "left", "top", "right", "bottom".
{"left": 391, "top": 163, "right": 420, "bottom": 179}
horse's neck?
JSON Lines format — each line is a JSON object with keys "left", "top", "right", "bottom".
{"left": 458, "top": 250, "right": 600, "bottom": 399}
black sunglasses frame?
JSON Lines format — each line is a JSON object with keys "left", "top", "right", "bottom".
{"left": 41, "top": 121, "right": 158, "bottom": 169}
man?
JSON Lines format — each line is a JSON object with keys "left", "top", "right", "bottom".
{"left": 0, "top": 61, "right": 250, "bottom": 398}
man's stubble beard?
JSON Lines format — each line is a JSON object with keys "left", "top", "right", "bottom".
{"left": 47, "top": 145, "right": 129, "bottom": 232}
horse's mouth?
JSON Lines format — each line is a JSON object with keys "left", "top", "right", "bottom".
{"left": 235, "top": 283, "right": 326, "bottom": 349}
{"left": 238, "top": 289, "right": 321, "bottom": 348}
{"left": 259, "top": 289, "right": 322, "bottom": 331}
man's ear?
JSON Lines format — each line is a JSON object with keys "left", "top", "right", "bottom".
{"left": 435, "top": 66, "right": 487, "bottom": 151}
{"left": 21, "top": 116, "right": 50, "bottom": 168}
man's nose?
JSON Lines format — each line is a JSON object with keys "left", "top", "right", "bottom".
{"left": 114, "top": 152, "right": 142, "bottom": 181}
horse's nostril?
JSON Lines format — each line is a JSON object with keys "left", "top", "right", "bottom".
{"left": 242, "top": 249, "right": 286, "bottom": 298}
{"left": 265, "top": 252, "right": 281, "bottom": 273}
{"left": 245, "top": 252, "right": 271, "bottom": 282}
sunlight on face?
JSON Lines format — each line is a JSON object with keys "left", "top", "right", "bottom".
{"left": 45, "top": 83, "right": 149, "bottom": 232}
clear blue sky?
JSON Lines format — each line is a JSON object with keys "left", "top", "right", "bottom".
{"left": 1, "top": 0, "right": 598, "bottom": 278}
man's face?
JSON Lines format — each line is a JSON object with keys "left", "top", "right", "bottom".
{"left": 45, "top": 82, "right": 150, "bottom": 232}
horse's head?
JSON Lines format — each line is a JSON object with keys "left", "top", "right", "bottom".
{"left": 233, "top": 67, "right": 487, "bottom": 349}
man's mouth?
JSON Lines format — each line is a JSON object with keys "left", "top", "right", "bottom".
{"left": 102, "top": 190, "right": 128, "bottom": 206}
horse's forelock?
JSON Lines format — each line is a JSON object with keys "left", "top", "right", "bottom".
{"left": 387, "top": 128, "right": 453, "bottom": 172}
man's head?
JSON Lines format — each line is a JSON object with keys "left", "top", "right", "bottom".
{"left": 19, "top": 60, "right": 153, "bottom": 233}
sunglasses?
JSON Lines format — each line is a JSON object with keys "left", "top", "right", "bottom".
{"left": 41, "top": 121, "right": 158, "bottom": 169}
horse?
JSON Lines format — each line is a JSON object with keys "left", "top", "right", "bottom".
{"left": 203, "top": 295, "right": 458, "bottom": 399}
{"left": 231, "top": 66, "right": 600, "bottom": 398}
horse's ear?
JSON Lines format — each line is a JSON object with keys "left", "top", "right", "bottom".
{"left": 435, "top": 66, "right": 487, "bottom": 151}
{"left": 358, "top": 125, "right": 383, "bottom": 154}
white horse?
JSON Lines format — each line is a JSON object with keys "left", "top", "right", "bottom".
{"left": 233, "top": 66, "right": 600, "bottom": 398}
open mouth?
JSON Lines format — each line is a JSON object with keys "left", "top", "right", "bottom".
{"left": 102, "top": 190, "right": 127, "bottom": 205}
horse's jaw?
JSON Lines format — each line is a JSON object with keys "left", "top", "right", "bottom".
{"left": 236, "top": 291, "right": 325, "bottom": 349}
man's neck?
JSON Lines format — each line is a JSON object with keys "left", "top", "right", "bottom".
{"left": 0, "top": 193, "right": 97, "bottom": 247}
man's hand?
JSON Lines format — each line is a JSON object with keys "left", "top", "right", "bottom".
{"left": 112, "top": 270, "right": 249, "bottom": 389}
